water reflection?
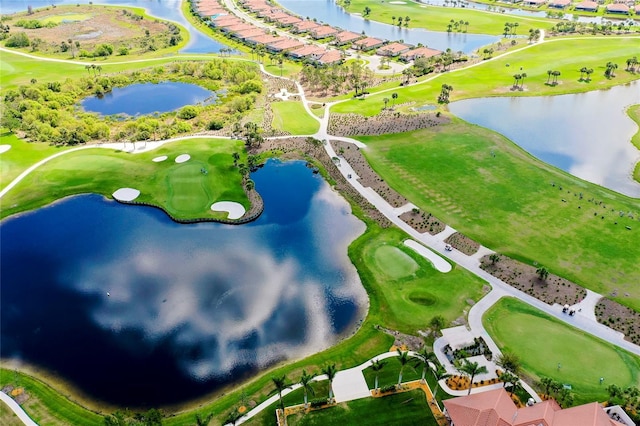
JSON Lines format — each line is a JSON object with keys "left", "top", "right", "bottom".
{"left": 0, "top": 160, "right": 366, "bottom": 406}
{"left": 449, "top": 81, "right": 640, "bottom": 197}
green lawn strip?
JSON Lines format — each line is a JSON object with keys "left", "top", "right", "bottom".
{"left": 628, "top": 104, "right": 640, "bottom": 151}
{"left": 483, "top": 297, "right": 640, "bottom": 405}
{"left": 0, "top": 138, "right": 249, "bottom": 221}
{"left": 0, "top": 369, "right": 104, "bottom": 426}
{"left": 271, "top": 101, "right": 320, "bottom": 135}
{"left": 286, "top": 389, "right": 438, "bottom": 426}
{"left": 358, "top": 119, "right": 640, "bottom": 311}
{"left": 332, "top": 37, "right": 640, "bottom": 116}
{"left": 342, "top": 0, "right": 553, "bottom": 35}
{"left": 358, "top": 227, "right": 486, "bottom": 333}
{"left": 0, "top": 132, "right": 73, "bottom": 191}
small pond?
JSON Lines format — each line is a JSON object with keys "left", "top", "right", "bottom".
{"left": 0, "top": 160, "right": 367, "bottom": 406}
{"left": 81, "top": 82, "right": 217, "bottom": 116}
{"left": 448, "top": 81, "right": 640, "bottom": 197}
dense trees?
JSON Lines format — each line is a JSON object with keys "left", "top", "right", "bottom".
{"left": 2, "top": 60, "right": 262, "bottom": 145}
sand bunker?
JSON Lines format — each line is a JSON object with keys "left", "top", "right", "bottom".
{"left": 112, "top": 188, "right": 141, "bottom": 202}
{"left": 211, "top": 201, "right": 246, "bottom": 220}
{"left": 404, "top": 240, "right": 452, "bottom": 273}
{"left": 390, "top": 1, "right": 407, "bottom": 3}
{"left": 0, "top": 145, "right": 11, "bottom": 154}
{"left": 152, "top": 155, "right": 168, "bottom": 162}
{"left": 175, "top": 154, "right": 191, "bottom": 163}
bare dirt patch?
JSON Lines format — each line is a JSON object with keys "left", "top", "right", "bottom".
{"left": 444, "top": 232, "right": 480, "bottom": 256}
{"left": 399, "top": 209, "right": 446, "bottom": 235}
{"left": 4, "top": 5, "right": 180, "bottom": 57}
{"left": 328, "top": 110, "right": 449, "bottom": 137}
{"left": 331, "top": 139, "right": 408, "bottom": 208}
{"left": 595, "top": 298, "right": 640, "bottom": 345}
{"left": 480, "top": 255, "right": 586, "bottom": 306}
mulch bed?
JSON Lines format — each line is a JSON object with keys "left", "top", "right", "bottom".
{"left": 328, "top": 110, "right": 449, "bottom": 137}
{"left": 399, "top": 209, "right": 446, "bottom": 235}
{"left": 376, "top": 325, "right": 425, "bottom": 352}
{"left": 595, "top": 298, "right": 640, "bottom": 345}
{"left": 444, "top": 232, "right": 481, "bottom": 256}
{"left": 331, "top": 140, "right": 408, "bottom": 208}
{"left": 479, "top": 255, "right": 586, "bottom": 306}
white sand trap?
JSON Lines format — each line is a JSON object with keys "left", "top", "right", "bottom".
{"left": 390, "top": 1, "right": 407, "bottom": 3}
{"left": 404, "top": 240, "right": 452, "bottom": 273}
{"left": 175, "top": 154, "right": 191, "bottom": 163}
{"left": 113, "top": 188, "right": 141, "bottom": 202}
{"left": 152, "top": 155, "right": 168, "bottom": 162}
{"left": 211, "top": 201, "right": 246, "bottom": 220}
{"left": 0, "top": 145, "right": 11, "bottom": 154}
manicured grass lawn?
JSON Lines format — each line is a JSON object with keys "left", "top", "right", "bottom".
{"left": 271, "top": 101, "right": 320, "bottom": 135}
{"left": 483, "top": 297, "right": 640, "bottom": 404}
{"left": 0, "top": 138, "right": 249, "bottom": 221}
{"left": 359, "top": 119, "right": 640, "bottom": 311}
{"left": 629, "top": 105, "right": 640, "bottom": 182}
{"left": 357, "top": 227, "right": 486, "bottom": 333}
{"left": 0, "top": 369, "right": 104, "bottom": 426}
{"left": 332, "top": 37, "right": 640, "bottom": 116}
{"left": 40, "top": 13, "right": 92, "bottom": 24}
{"left": 286, "top": 390, "right": 438, "bottom": 426}
{"left": 0, "top": 132, "right": 72, "bottom": 191}
{"left": 344, "top": 0, "right": 553, "bottom": 35}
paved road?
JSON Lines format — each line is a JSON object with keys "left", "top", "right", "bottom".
{"left": 0, "top": 392, "right": 38, "bottom": 426}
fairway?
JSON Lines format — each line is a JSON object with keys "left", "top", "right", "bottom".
{"left": 373, "top": 245, "right": 419, "bottom": 279}
{"left": 166, "top": 162, "right": 212, "bottom": 213}
{"left": 359, "top": 120, "right": 640, "bottom": 311}
{"left": 484, "top": 297, "right": 640, "bottom": 404}
{"left": 286, "top": 390, "right": 438, "bottom": 426}
{"left": 271, "top": 101, "right": 320, "bottom": 135}
{"left": 40, "top": 13, "right": 92, "bottom": 24}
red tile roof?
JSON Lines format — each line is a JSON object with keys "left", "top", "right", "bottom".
{"left": 606, "top": 3, "right": 629, "bottom": 12}
{"left": 289, "top": 45, "right": 326, "bottom": 58}
{"left": 400, "top": 46, "right": 442, "bottom": 60}
{"left": 335, "top": 30, "right": 362, "bottom": 43}
{"left": 312, "top": 25, "right": 339, "bottom": 37}
{"left": 574, "top": 1, "right": 599, "bottom": 10}
{"left": 317, "top": 50, "right": 342, "bottom": 64}
{"left": 354, "top": 37, "right": 384, "bottom": 49}
{"left": 268, "top": 38, "right": 304, "bottom": 52}
{"left": 293, "top": 20, "right": 320, "bottom": 32}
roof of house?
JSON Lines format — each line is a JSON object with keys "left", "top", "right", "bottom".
{"left": 524, "top": 0, "right": 546, "bottom": 4}
{"left": 548, "top": 0, "right": 571, "bottom": 6}
{"left": 269, "top": 38, "right": 304, "bottom": 51}
{"left": 574, "top": 1, "right": 599, "bottom": 9}
{"left": 289, "top": 45, "right": 326, "bottom": 58}
{"left": 293, "top": 20, "right": 320, "bottom": 31}
{"left": 606, "top": 3, "right": 629, "bottom": 11}
{"left": 317, "top": 50, "right": 342, "bottom": 64}
{"left": 247, "top": 34, "right": 284, "bottom": 45}
{"left": 443, "top": 389, "right": 627, "bottom": 426}
{"left": 211, "top": 16, "right": 243, "bottom": 27}
{"left": 312, "top": 25, "right": 339, "bottom": 37}
{"left": 335, "top": 30, "right": 362, "bottom": 43}
{"left": 276, "top": 15, "right": 302, "bottom": 25}
{"left": 400, "top": 46, "right": 442, "bottom": 60}
{"left": 225, "top": 23, "right": 255, "bottom": 33}
{"left": 354, "top": 36, "right": 384, "bottom": 48}
{"left": 378, "top": 42, "right": 411, "bottom": 54}
{"left": 234, "top": 28, "right": 267, "bottom": 39}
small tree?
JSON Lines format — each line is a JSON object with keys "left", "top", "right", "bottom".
{"left": 429, "top": 315, "right": 446, "bottom": 338}
{"left": 396, "top": 349, "right": 411, "bottom": 386}
{"left": 299, "top": 370, "right": 315, "bottom": 408}
{"left": 322, "top": 364, "right": 338, "bottom": 402}
{"left": 536, "top": 266, "right": 549, "bottom": 282}
{"left": 371, "top": 359, "right": 386, "bottom": 391}
{"left": 495, "top": 351, "right": 521, "bottom": 375}
{"left": 489, "top": 253, "right": 500, "bottom": 265}
{"left": 271, "top": 375, "right": 290, "bottom": 411}
{"left": 457, "top": 359, "right": 488, "bottom": 395}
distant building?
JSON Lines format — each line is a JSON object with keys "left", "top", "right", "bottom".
{"left": 606, "top": 3, "right": 630, "bottom": 13}
{"left": 522, "top": 0, "right": 546, "bottom": 7}
{"left": 574, "top": 1, "right": 599, "bottom": 11}
{"left": 443, "top": 388, "right": 631, "bottom": 426}
{"left": 268, "top": 38, "right": 304, "bottom": 53}
{"left": 548, "top": 0, "right": 571, "bottom": 8}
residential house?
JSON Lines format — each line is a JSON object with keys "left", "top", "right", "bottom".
{"left": 400, "top": 46, "right": 442, "bottom": 62}
{"left": 316, "top": 50, "right": 343, "bottom": 65}
{"left": 548, "top": 0, "right": 571, "bottom": 8}
{"left": 291, "top": 20, "right": 319, "bottom": 34}
{"left": 574, "top": 1, "right": 599, "bottom": 11}
{"left": 606, "top": 3, "right": 630, "bottom": 13}
{"left": 288, "top": 45, "right": 326, "bottom": 60}
{"left": 353, "top": 36, "right": 384, "bottom": 51}
{"left": 376, "top": 42, "right": 412, "bottom": 57}
{"left": 310, "top": 25, "right": 339, "bottom": 39}
{"left": 333, "top": 31, "right": 362, "bottom": 46}
{"left": 522, "top": 0, "right": 546, "bottom": 7}
{"left": 267, "top": 38, "right": 304, "bottom": 53}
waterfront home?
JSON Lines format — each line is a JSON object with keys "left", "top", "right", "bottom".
{"left": 522, "top": 0, "right": 546, "bottom": 6}
{"left": 353, "top": 36, "right": 385, "bottom": 51}
{"left": 268, "top": 38, "right": 305, "bottom": 53}
{"left": 606, "top": 3, "right": 630, "bottom": 13}
{"left": 233, "top": 28, "right": 268, "bottom": 41}
{"left": 210, "top": 16, "right": 243, "bottom": 28}
{"left": 574, "top": 1, "right": 599, "bottom": 11}
{"left": 246, "top": 34, "right": 285, "bottom": 46}
{"left": 333, "top": 30, "right": 363, "bottom": 46}
{"left": 273, "top": 15, "right": 302, "bottom": 28}
{"left": 400, "top": 46, "right": 442, "bottom": 62}
{"left": 223, "top": 23, "right": 255, "bottom": 34}
{"left": 289, "top": 45, "right": 326, "bottom": 60}
{"left": 443, "top": 388, "right": 630, "bottom": 426}
{"left": 310, "top": 25, "right": 339, "bottom": 39}
{"left": 548, "top": 0, "right": 571, "bottom": 8}
{"left": 292, "top": 20, "right": 320, "bottom": 34}
{"left": 317, "top": 50, "right": 343, "bottom": 65}
{"left": 376, "top": 42, "right": 412, "bottom": 57}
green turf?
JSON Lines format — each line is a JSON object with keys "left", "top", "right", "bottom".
{"left": 40, "top": 13, "right": 92, "bottom": 24}
{"left": 0, "top": 138, "right": 249, "bottom": 221}
{"left": 483, "top": 297, "right": 640, "bottom": 404}
{"left": 343, "top": 0, "right": 554, "bottom": 35}
{"left": 332, "top": 37, "right": 640, "bottom": 116}
{"left": 271, "top": 101, "right": 320, "bottom": 135}
{"left": 286, "top": 390, "right": 438, "bottom": 426}
{"left": 358, "top": 227, "right": 486, "bottom": 333}
{"left": 358, "top": 119, "right": 640, "bottom": 311}
{"left": 373, "top": 245, "right": 419, "bottom": 279}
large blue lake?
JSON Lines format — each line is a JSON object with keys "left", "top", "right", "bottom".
{"left": 0, "top": 160, "right": 367, "bottom": 406}
{"left": 81, "top": 82, "right": 216, "bottom": 116}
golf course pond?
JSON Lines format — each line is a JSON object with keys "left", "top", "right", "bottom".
{"left": 449, "top": 81, "right": 640, "bottom": 198}
{"left": 81, "top": 82, "right": 218, "bottom": 116}
{"left": 0, "top": 160, "right": 367, "bottom": 407}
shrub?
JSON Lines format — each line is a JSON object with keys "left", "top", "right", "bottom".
{"left": 5, "top": 32, "right": 30, "bottom": 47}
{"left": 207, "top": 119, "right": 224, "bottom": 130}
{"left": 177, "top": 106, "right": 198, "bottom": 120}
{"left": 237, "top": 79, "right": 262, "bottom": 94}
{"left": 309, "top": 399, "right": 327, "bottom": 408}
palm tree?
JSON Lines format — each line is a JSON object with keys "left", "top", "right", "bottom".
{"left": 415, "top": 347, "right": 438, "bottom": 383}
{"left": 391, "top": 92, "right": 398, "bottom": 107}
{"left": 489, "top": 253, "right": 500, "bottom": 264}
{"left": 271, "top": 375, "right": 290, "bottom": 411}
{"left": 552, "top": 70, "right": 561, "bottom": 85}
{"left": 383, "top": 97, "right": 389, "bottom": 109}
{"left": 405, "top": 16, "right": 410, "bottom": 27}
{"left": 500, "top": 371, "right": 520, "bottom": 396}
{"left": 546, "top": 69, "right": 553, "bottom": 84}
{"left": 363, "top": 6, "right": 371, "bottom": 17}
{"left": 371, "top": 359, "right": 386, "bottom": 391}
{"left": 512, "top": 73, "right": 521, "bottom": 88}
{"left": 605, "top": 61, "right": 618, "bottom": 78}
{"left": 520, "top": 72, "right": 527, "bottom": 88}
{"left": 396, "top": 349, "right": 411, "bottom": 386}
{"left": 391, "top": 15, "right": 396, "bottom": 25}
{"left": 431, "top": 364, "right": 451, "bottom": 400}
{"left": 225, "top": 410, "right": 242, "bottom": 426}
{"left": 579, "top": 66, "right": 587, "bottom": 81}
{"left": 322, "top": 364, "right": 338, "bottom": 402}
{"left": 495, "top": 351, "right": 521, "bottom": 375}
{"left": 585, "top": 68, "right": 594, "bottom": 81}
{"left": 536, "top": 266, "right": 549, "bottom": 282}
{"left": 299, "top": 370, "right": 315, "bottom": 408}
{"left": 457, "top": 359, "right": 488, "bottom": 395}
{"left": 429, "top": 315, "right": 446, "bottom": 338}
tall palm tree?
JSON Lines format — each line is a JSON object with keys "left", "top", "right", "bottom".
{"left": 500, "top": 371, "right": 519, "bottom": 395}
{"left": 322, "top": 364, "right": 338, "bottom": 402}
{"left": 520, "top": 72, "right": 527, "bottom": 88}
{"left": 271, "top": 375, "right": 290, "bottom": 411}
{"left": 431, "top": 364, "right": 451, "bottom": 400}
{"left": 383, "top": 97, "right": 389, "bottom": 109}
{"left": 371, "top": 359, "right": 386, "bottom": 391}
{"left": 391, "top": 92, "right": 398, "bottom": 107}
{"left": 391, "top": 15, "right": 396, "bottom": 25}
{"left": 299, "top": 370, "right": 315, "bottom": 408}
{"left": 546, "top": 69, "right": 553, "bottom": 84}
{"left": 396, "top": 349, "right": 411, "bottom": 386}
{"left": 457, "top": 359, "right": 488, "bottom": 395}
{"left": 414, "top": 347, "right": 438, "bottom": 383}
{"left": 496, "top": 351, "right": 522, "bottom": 375}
